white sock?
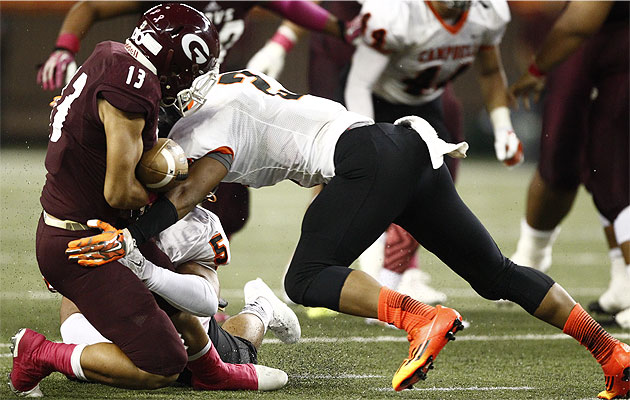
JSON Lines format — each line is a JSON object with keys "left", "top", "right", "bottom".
{"left": 241, "top": 297, "right": 274, "bottom": 332}
{"left": 188, "top": 339, "right": 212, "bottom": 361}
{"left": 60, "top": 313, "right": 110, "bottom": 345}
{"left": 70, "top": 343, "right": 88, "bottom": 381}
{"left": 378, "top": 268, "right": 403, "bottom": 289}
{"left": 517, "top": 218, "right": 561, "bottom": 251}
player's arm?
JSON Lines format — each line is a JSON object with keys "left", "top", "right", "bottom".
{"left": 509, "top": 1, "right": 614, "bottom": 109}
{"left": 344, "top": 43, "right": 390, "bottom": 119}
{"left": 476, "top": 45, "right": 523, "bottom": 167}
{"left": 38, "top": 1, "right": 144, "bottom": 91}
{"left": 99, "top": 98, "right": 151, "bottom": 210}
{"left": 262, "top": 1, "right": 345, "bottom": 40}
{"left": 249, "top": 1, "right": 353, "bottom": 79}
{"left": 121, "top": 253, "right": 221, "bottom": 317}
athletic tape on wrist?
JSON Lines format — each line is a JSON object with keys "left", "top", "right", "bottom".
{"left": 56, "top": 33, "right": 80, "bottom": 54}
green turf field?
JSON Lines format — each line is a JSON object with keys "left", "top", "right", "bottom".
{"left": 1, "top": 147, "right": 625, "bottom": 399}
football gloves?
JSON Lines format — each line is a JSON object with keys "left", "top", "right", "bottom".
{"left": 66, "top": 220, "right": 135, "bottom": 267}
{"left": 37, "top": 49, "right": 77, "bottom": 91}
{"left": 493, "top": 128, "right": 524, "bottom": 167}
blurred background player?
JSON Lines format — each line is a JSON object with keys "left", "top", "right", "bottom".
{"left": 60, "top": 205, "right": 301, "bottom": 387}
{"left": 509, "top": 1, "right": 630, "bottom": 330}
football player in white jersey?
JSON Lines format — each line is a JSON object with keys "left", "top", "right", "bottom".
{"left": 342, "top": 0, "right": 524, "bottom": 305}
{"left": 68, "top": 70, "right": 630, "bottom": 397}
{"left": 60, "top": 206, "right": 301, "bottom": 387}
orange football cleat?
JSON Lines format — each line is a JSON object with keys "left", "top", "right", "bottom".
{"left": 392, "top": 305, "right": 463, "bottom": 391}
{"left": 598, "top": 342, "right": 630, "bottom": 399}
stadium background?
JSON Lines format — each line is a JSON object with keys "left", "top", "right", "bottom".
{"left": 1, "top": 2, "right": 626, "bottom": 399}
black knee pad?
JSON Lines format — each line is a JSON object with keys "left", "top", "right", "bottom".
{"left": 284, "top": 264, "right": 352, "bottom": 310}
{"left": 471, "top": 257, "right": 555, "bottom": 314}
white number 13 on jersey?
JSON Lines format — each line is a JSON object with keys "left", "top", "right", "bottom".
{"left": 126, "top": 66, "right": 146, "bottom": 89}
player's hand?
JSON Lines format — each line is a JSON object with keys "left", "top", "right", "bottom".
{"left": 66, "top": 220, "right": 135, "bottom": 266}
{"left": 508, "top": 71, "right": 546, "bottom": 111}
{"left": 494, "top": 128, "right": 524, "bottom": 167}
{"left": 247, "top": 40, "right": 288, "bottom": 79}
{"left": 37, "top": 50, "right": 77, "bottom": 91}
{"left": 343, "top": 16, "right": 364, "bottom": 45}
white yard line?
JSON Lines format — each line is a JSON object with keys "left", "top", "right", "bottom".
{"left": 376, "top": 385, "right": 536, "bottom": 392}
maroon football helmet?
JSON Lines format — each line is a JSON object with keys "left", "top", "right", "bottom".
{"left": 126, "top": 3, "right": 220, "bottom": 115}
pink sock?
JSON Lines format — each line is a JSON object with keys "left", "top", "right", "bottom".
{"left": 188, "top": 343, "right": 258, "bottom": 390}
{"left": 38, "top": 341, "right": 77, "bottom": 377}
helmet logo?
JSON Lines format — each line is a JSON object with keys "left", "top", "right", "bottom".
{"left": 130, "top": 25, "right": 163, "bottom": 56}
{"left": 182, "top": 33, "right": 210, "bottom": 64}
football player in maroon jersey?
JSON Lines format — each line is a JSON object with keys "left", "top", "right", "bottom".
{"left": 509, "top": 1, "right": 629, "bottom": 326}
{"left": 510, "top": 2, "right": 629, "bottom": 398}
{"left": 10, "top": 4, "right": 285, "bottom": 397}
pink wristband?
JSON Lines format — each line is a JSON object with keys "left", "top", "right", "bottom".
{"left": 528, "top": 61, "right": 545, "bottom": 78}
{"left": 271, "top": 31, "right": 296, "bottom": 52}
{"left": 55, "top": 33, "right": 80, "bottom": 54}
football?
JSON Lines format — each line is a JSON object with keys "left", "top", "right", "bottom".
{"left": 136, "top": 138, "right": 189, "bottom": 192}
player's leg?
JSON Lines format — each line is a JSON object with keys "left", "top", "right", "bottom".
{"left": 9, "top": 222, "right": 188, "bottom": 396}
{"left": 369, "top": 96, "right": 452, "bottom": 305}
{"left": 512, "top": 48, "right": 591, "bottom": 272}
{"left": 399, "top": 160, "right": 628, "bottom": 399}
{"left": 580, "top": 64, "right": 630, "bottom": 332}
{"left": 284, "top": 124, "right": 463, "bottom": 391}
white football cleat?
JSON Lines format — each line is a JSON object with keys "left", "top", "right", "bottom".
{"left": 253, "top": 365, "right": 288, "bottom": 391}
{"left": 597, "top": 261, "right": 630, "bottom": 314}
{"left": 244, "top": 278, "right": 301, "bottom": 344}
{"left": 397, "top": 269, "right": 447, "bottom": 305}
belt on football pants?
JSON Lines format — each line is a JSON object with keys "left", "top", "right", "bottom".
{"left": 42, "top": 210, "right": 90, "bottom": 231}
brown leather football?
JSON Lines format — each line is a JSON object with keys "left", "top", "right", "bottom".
{"left": 136, "top": 138, "right": 188, "bottom": 192}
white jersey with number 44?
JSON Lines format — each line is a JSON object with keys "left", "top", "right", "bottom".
{"left": 169, "top": 70, "right": 373, "bottom": 188}
{"left": 357, "top": 0, "right": 510, "bottom": 105}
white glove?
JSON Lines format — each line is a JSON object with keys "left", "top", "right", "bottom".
{"left": 247, "top": 40, "right": 287, "bottom": 79}
{"left": 494, "top": 128, "right": 524, "bottom": 167}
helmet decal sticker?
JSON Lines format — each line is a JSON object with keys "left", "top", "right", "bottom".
{"left": 182, "top": 34, "right": 210, "bottom": 64}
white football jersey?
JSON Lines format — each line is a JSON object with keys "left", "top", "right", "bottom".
{"left": 156, "top": 206, "right": 230, "bottom": 269}
{"left": 169, "top": 70, "right": 373, "bottom": 188}
{"left": 357, "top": 0, "right": 510, "bottom": 105}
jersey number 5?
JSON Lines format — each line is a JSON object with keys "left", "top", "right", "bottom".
{"left": 209, "top": 233, "right": 228, "bottom": 265}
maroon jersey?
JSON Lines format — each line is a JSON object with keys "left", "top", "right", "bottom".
{"left": 40, "top": 41, "right": 161, "bottom": 224}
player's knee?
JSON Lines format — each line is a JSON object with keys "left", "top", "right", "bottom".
{"left": 475, "top": 257, "right": 555, "bottom": 314}
{"left": 136, "top": 371, "right": 180, "bottom": 389}
{"left": 283, "top": 267, "right": 305, "bottom": 306}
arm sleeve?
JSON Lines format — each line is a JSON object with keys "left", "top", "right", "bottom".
{"left": 265, "top": 1, "right": 331, "bottom": 32}
{"left": 344, "top": 44, "right": 390, "bottom": 119}
{"left": 143, "top": 260, "right": 219, "bottom": 317}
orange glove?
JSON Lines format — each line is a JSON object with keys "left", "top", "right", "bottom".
{"left": 66, "top": 220, "right": 135, "bottom": 266}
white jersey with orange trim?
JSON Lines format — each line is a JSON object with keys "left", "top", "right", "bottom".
{"left": 357, "top": 0, "right": 510, "bottom": 105}
{"left": 169, "top": 69, "right": 373, "bottom": 188}
{"left": 156, "top": 205, "right": 230, "bottom": 269}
